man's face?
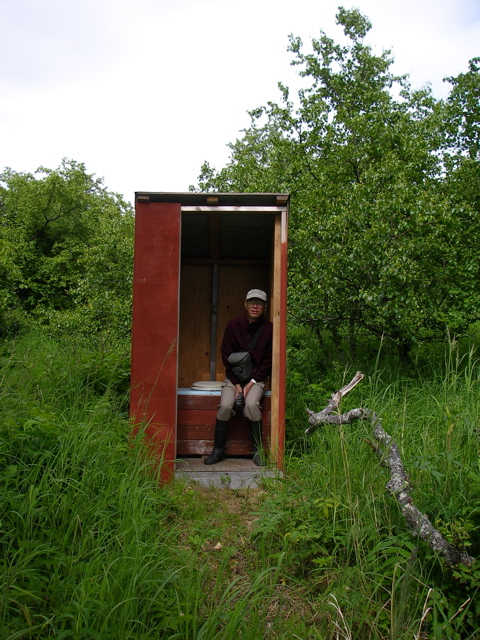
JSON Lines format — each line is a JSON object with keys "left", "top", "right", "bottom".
{"left": 245, "top": 298, "right": 266, "bottom": 321}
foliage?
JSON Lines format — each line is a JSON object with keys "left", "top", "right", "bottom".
{"left": 268, "top": 333, "right": 480, "bottom": 638}
{"left": 2, "top": 328, "right": 480, "bottom": 638}
{"left": 194, "top": 8, "right": 480, "bottom": 360}
{"left": 0, "top": 159, "right": 134, "bottom": 338}
{"left": 0, "top": 333, "right": 281, "bottom": 639}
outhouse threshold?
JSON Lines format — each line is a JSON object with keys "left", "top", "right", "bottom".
{"left": 175, "top": 457, "right": 282, "bottom": 489}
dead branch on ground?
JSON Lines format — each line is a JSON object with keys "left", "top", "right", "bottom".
{"left": 305, "top": 372, "right": 475, "bottom": 567}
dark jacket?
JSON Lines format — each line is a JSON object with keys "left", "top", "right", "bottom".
{"left": 221, "top": 313, "right": 273, "bottom": 385}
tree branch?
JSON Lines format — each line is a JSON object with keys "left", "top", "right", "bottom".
{"left": 305, "top": 373, "right": 475, "bottom": 567}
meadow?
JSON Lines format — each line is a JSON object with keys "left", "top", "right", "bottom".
{"left": 1, "top": 329, "right": 479, "bottom": 639}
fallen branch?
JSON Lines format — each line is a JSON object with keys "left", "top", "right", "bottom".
{"left": 305, "top": 372, "right": 475, "bottom": 568}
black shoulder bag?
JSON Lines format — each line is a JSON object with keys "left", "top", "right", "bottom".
{"left": 227, "top": 324, "right": 264, "bottom": 382}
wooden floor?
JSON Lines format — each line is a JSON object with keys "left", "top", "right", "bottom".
{"left": 175, "top": 457, "right": 282, "bottom": 489}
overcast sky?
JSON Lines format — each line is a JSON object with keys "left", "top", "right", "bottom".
{"left": 1, "top": 0, "right": 479, "bottom": 205}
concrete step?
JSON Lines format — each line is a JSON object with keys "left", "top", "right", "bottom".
{"left": 175, "top": 457, "right": 282, "bottom": 489}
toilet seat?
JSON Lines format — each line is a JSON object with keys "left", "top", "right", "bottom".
{"left": 191, "top": 380, "right": 224, "bottom": 391}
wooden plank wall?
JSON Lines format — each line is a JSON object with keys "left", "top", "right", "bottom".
{"left": 177, "top": 394, "right": 271, "bottom": 455}
{"left": 216, "top": 264, "right": 270, "bottom": 380}
{"left": 178, "top": 264, "right": 212, "bottom": 386}
{"left": 178, "top": 263, "right": 270, "bottom": 387}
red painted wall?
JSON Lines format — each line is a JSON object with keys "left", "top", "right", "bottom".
{"left": 130, "top": 201, "right": 181, "bottom": 482}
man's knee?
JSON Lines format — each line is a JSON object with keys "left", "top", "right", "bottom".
{"left": 244, "top": 400, "right": 262, "bottom": 422}
{"left": 217, "top": 403, "right": 235, "bottom": 421}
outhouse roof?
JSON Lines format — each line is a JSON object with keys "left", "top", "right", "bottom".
{"left": 135, "top": 192, "right": 289, "bottom": 261}
{"left": 135, "top": 192, "right": 289, "bottom": 209}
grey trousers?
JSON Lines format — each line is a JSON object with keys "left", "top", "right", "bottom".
{"left": 216, "top": 378, "right": 266, "bottom": 422}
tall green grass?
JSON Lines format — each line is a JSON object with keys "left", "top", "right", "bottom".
{"left": 268, "top": 330, "right": 480, "bottom": 638}
{"left": 2, "top": 329, "right": 480, "bottom": 639}
{"left": 0, "top": 334, "right": 279, "bottom": 639}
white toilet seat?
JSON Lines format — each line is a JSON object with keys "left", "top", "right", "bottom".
{"left": 191, "top": 380, "right": 224, "bottom": 391}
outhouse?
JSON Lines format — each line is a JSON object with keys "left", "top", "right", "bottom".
{"left": 130, "top": 192, "right": 289, "bottom": 484}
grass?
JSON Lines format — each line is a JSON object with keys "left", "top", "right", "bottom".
{"left": 1, "top": 330, "right": 480, "bottom": 638}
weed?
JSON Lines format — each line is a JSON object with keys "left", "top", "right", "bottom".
{"left": 2, "top": 331, "right": 480, "bottom": 637}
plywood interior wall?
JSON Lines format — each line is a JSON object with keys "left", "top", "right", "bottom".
{"left": 178, "top": 264, "right": 212, "bottom": 387}
{"left": 178, "top": 263, "right": 270, "bottom": 388}
{"left": 216, "top": 264, "right": 270, "bottom": 379}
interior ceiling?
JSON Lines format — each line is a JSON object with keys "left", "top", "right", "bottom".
{"left": 181, "top": 211, "right": 274, "bottom": 260}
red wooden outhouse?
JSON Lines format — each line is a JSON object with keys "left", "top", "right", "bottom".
{"left": 130, "top": 192, "right": 288, "bottom": 483}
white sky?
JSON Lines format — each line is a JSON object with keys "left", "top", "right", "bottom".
{"left": 1, "top": 0, "right": 479, "bottom": 205}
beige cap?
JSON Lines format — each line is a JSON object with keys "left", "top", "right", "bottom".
{"left": 245, "top": 289, "right": 267, "bottom": 302}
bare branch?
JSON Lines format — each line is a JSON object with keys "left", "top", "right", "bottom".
{"left": 305, "top": 371, "right": 364, "bottom": 434}
{"left": 305, "top": 373, "right": 475, "bottom": 567}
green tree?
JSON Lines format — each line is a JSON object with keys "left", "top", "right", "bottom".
{"left": 440, "top": 57, "right": 480, "bottom": 230}
{"left": 443, "top": 57, "right": 480, "bottom": 162}
{"left": 0, "top": 159, "right": 134, "bottom": 337}
{"left": 195, "top": 8, "right": 480, "bottom": 359}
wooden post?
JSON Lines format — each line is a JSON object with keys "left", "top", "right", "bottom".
{"left": 270, "top": 211, "right": 288, "bottom": 469}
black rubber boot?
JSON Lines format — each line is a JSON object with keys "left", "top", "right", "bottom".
{"left": 204, "top": 420, "right": 229, "bottom": 465}
{"left": 250, "top": 420, "right": 266, "bottom": 466}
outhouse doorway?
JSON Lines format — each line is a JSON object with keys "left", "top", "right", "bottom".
{"left": 130, "top": 193, "right": 288, "bottom": 484}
